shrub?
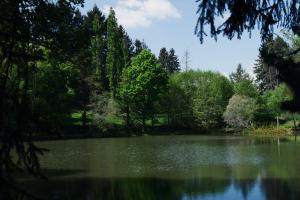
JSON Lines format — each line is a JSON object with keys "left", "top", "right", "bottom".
{"left": 223, "top": 95, "right": 257, "bottom": 128}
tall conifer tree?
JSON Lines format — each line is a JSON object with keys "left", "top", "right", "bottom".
{"left": 91, "top": 12, "right": 106, "bottom": 89}
{"left": 159, "top": 47, "right": 169, "bottom": 71}
{"left": 134, "top": 39, "right": 148, "bottom": 56}
{"left": 119, "top": 26, "right": 134, "bottom": 68}
{"left": 167, "top": 48, "right": 180, "bottom": 73}
{"left": 106, "top": 8, "right": 124, "bottom": 96}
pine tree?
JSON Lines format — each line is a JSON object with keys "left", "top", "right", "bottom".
{"left": 91, "top": 12, "right": 106, "bottom": 89}
{"left": 254, "top": 54, "right": 279, "bottom": 91}
{"left": 84, "top": 6, "right": 108, "bottom": 90}
{"left": 167, "top": 48, "right": 180, "bottom": 73}
{"left": 158, "top": 47, "right": 169, "bottom": 71}
{"left": 134, "top": 39, "right": 148, "bottom": 56}
{"left": 106, "top": 8, "right": 124, "bottom": 96}
{"left": 119, "top": 26, "right": 134, "bottom": 68}
{"left": 229, "top": 64, "right": 252, "bottom": 83}
{"left": 254, "top": 37, "right": 289, "bottom": 91}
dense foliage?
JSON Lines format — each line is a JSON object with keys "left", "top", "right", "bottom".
{"left": 195, "top": 0, "right": 300, "bottom": 113}
{"left": 224, "top": 95, "right": 257, "bottom": 128}
{"left": 118, "top": 50, "right": 168, "bottom": 132}
{"left": 166, "top": 71, "right": 233, "bottom": 128}
{"left": 195, "top": 0, "right": 300, "bottom": 42}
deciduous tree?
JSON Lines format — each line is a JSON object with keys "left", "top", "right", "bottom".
{"left": 224, "top": 95, "right": 257, "bottom": 129}
{"left": 118, "top": 50, "right": 168, "bottom": 132}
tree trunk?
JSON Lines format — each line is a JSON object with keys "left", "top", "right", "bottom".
{"left": 0, "top": 58, "right": 13, "bottom": 132}
{"left": 167, "top": 105, "right": 170, "bottom": 127}
{"left": 142, "top": 110, "right": 146, "bottom": 134}
{"left": 19, "top": 62, "right": 30, "bottom": 130}
{"left": 151, "top": 113, "right": 154, "bottom": 129}
{"left": 82, "top": 106, "right": 87, "bottom": 128}
{"left": 126, "top": 105, "right": 130, "bottom": 135}
{"left": 293, "top": 113, "right": 297, "bottom": 129}
{"left": 167, "top": 90, "right": 170, "bottom": 127}
{"left": 276, "top": 114, "right": 279, "bottom": 128}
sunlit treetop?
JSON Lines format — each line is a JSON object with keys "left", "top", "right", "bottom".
{"left": 195, "top": 0, "right": 300, "bottom": 43}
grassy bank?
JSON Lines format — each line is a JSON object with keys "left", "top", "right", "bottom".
{"left": 244, "top": 127, "right": 293, "bottom": 136}
{"left": 31, "top": 111, "right": 299, "bottom": 141}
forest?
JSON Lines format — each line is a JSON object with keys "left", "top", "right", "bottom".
{"left": 1, "top": 4, "right": 299, "bottom": 140}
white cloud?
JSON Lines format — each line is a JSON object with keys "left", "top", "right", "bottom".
{"left": 103, "top": 0, "right": 181, "bottom": 28}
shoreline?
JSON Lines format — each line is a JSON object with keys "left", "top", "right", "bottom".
{"left": 28, "top": 127, "right": 298, "bottom": 142}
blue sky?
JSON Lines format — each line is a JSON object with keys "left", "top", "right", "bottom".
{"left": 81, "top": 0, "right": 263, "bottom": 76}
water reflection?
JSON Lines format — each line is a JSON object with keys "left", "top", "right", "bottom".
{"left": 16, "top": 136, "right": 300, "bottom": 200}
{"left": 19, "top": 176, "right": 300, "bottom": 200}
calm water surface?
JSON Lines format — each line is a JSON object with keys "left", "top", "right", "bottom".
{"left": 19, "top": 135, "right": 300, "bottom": 200}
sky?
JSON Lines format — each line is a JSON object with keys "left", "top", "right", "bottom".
{"left": 81, "top": 0, "right": 263, "bottom": 76}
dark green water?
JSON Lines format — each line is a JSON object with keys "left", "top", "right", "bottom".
{"left": 19, "top": 136, "right": 300, "bottom": 200}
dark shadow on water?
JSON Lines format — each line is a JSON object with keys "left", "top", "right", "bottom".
{"left": 15, "top": 169, "right": 86, "bottom": 180}
{"left": 16, "top": 175, "right": 300, "bottom": 200}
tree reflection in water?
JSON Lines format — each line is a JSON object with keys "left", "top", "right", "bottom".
{"left": 16, "top": 136, "right": 300, "bottom": 200}
{"left": 18, "top": 176, "right": 300, "bottom": 200}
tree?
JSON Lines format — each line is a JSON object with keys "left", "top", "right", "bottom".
{"left": 195, "top": 0, "right": 300, "bottom": 43}
{"left": 90, "top": 9, "right": 107, "bottom": 91}
{"left": 194, "top": 1, "right": 300, "bottom": 112}
{"left": 119, "top": 26, "right": 134, "bottom": 68}
{"left": 90, "top": 92, "right": 119, "bottom": 134}
{"left": 67, "top": 9, "right": 95, "bottom": 128}
{"left": 254, "top": 37, "right": 290, "bottom": 91}
{"left": 106, "top": 8, "right": 124, "bottom": 96}
{"left": 229, "top": 64, "right": 252, "bottom": 83}
{"left": 158, "top": 47, "right": 169, "bottom": 71}
{"left": 166, "top": 71, "right": 200, "bottom": 128}
{"left": 224, "top": 95, "right": 257, "bottom": 129}
{"left": 73, "top": 51, "right": 91, "bottom": 128}
{"left": 165, "top": 71, "right": 233, "bottom": 128}
{"left": 254, "top": 54, "right": 279, "bottom": 91}
{"left": 233, "top": 80, "right": 258, "bottom": 98}
{"left": 32, "top": 57, "right": 76, "bottom": 131}
{"left": 159, "top": 48, "right": 180, "bottom": 74}
{"left": 167, "top": 48, "right": 181, "bottom": 73}
{"left": 0, "top": 0, "right": 83, "bottom": 197}
{"left": 117, "top": 50, "right": 168, "bottom": 132}
{"left": 259, "top": 36, "right": 300, "bottom": 111}
{"left": 134, "top": 39, "right": 148, "bottom": 56}
{"left": 192, "top": 71, "right": 233, "bottom": 128}
{"left": 262, "top": 84, "right": 293, "bottom": 126}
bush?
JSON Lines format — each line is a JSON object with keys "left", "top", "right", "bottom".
{"left": 90, "top": 92, "right": 120, "bottom": 134}
{"left": 223, "top": 95, "right": 257, "bottom": 128}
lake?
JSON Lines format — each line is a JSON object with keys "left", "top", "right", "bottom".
{"left": 19, "top": 135, "right": 300, "bottom": 200}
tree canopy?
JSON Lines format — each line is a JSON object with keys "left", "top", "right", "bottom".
{"left": 229, "top": 64, "right": 252, "bottom": 83}
{"left": 224, "top": 95, "right": 257, "bottom": 128}
{"left": 118, "top": 50, "right": 168, "bottom": 131}
{"left": 195, "top": 0, "right": 300, "bottom": 112}
{"left": 195, "top": 0, "right": 300, "bottom": 43}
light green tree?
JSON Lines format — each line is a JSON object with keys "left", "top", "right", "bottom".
{"left": 192, "top": 71, "right": 233, "bottom": 128}
{"left": 233, "top": 80, "right": 258, "bottom": 98}
{"left": 263, "top": 84, "right": 293, "bottom": 127}
{"left": 223, "top": 95, "right": 258, "bottom": 128}
{"left": 117, "top": 50, "right": 168, "bottom": 132}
